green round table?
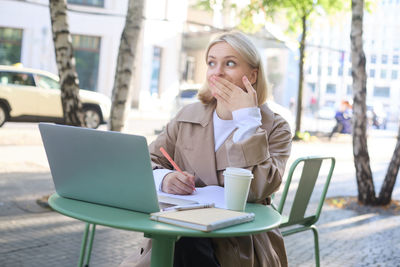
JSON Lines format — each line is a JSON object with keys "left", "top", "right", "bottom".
{"left": 49, "top": 193, "right": 282, "bottom": 267}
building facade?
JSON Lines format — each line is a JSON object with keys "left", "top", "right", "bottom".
{"left": 0, "top": 0, "right": 187, "bottom": 112}
{"left": 303, "top": 1, "right": 399, "bottom": 121}
{"left": 181, "top": 2, "right": 297, "bottom": 109}
{"left": 0, "top": 0, "right": 126, "bottom": 95}
{"left": 1, "top": 0, "right": 300, "bottom": 116}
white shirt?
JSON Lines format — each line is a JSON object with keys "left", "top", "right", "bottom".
{"left": 153, "top": 107, "right": 262, "bottom": 190}
{"left": 214, "top": 107, "right": 262, "bottom": 150}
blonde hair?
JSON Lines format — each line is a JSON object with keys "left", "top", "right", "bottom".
{"left": 198, "top": 31, "right": 268, "bottom": 106}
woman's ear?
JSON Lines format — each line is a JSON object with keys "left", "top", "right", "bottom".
{"left": 249, "top": 69, "right": 258, "bottom": 85}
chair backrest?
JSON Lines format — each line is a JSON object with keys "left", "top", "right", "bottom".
{"left": 277, "top": 156, "right": 335, "bottom": 226}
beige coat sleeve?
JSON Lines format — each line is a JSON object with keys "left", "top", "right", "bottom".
{"left": 148, "top": 117, "right": 180, "bottom": 171}
{"left": 225, "top": 114, "right": 292, "bottom": 202}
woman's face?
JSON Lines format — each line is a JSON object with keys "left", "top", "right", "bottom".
{"left": 206, "top": 42, "right": 258, "bottom": 92}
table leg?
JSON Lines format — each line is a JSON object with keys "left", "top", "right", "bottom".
{"left": 84, "top": 224, "right": 96, "bottom": 267}
{"left": 149, "top": 235, "right": 177, "bottom": 267}
{"left": 78, "top": 223, "right": 90, "bottom": 267}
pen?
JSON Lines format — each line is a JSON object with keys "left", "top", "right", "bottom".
{"left": 160, "top": 147, "right": 183, "bottom": 173}
{"left": 159, "top": 147, "right": 196, "bottom": 192}
{"left": 163, "top": 203, "right": 215, "bottom": 212}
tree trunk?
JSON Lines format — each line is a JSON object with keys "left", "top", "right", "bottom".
{"left": 109, "top": 0, "right": 145, "bottom": 132}
{"left": 294, "top": 13, "right": 307, "bottom": 138}
{"left": 49, "top": 0, "right": 84, "bottom": 127}
{"left": 377, "top": 124, "right": 400, "bottom": 204}
{"left": 350, "top": 0, "right": 376, "bottom": 204}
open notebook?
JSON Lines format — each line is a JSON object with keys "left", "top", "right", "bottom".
{"left": 158, "top": 185, "right": 225, "bottom": 208}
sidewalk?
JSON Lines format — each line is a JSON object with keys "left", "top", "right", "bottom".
{"left": 0, "top": 114, "right": 399, "bottom": 266}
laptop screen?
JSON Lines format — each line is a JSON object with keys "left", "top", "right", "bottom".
{"left": 39, "top": 123, "right": 160, "bottom": 213}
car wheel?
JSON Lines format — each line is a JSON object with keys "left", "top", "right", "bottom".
{"left": 83, "top": 107, "right": 101, "bottom": 129}
{"left": 0, "top": 104, "right": 8, "bottom": 127}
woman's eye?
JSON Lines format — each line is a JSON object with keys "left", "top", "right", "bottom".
{"left": 226, "top": 60, "right": 236, "bottom": 67}
{"left": 208, "top": 61, "right": 215, "bottom": 67}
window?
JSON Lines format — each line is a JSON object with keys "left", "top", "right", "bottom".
{"left": 325, "top": 100, "right": 335, "bottom": 107}
{"left": 179, "top": 89, "right": 198, "bottom": 98}
{"left": 326, "top": 83, "right": 336, "bottom": 94}
{"left": 35, "top": 74, "right": 60, "bottom": 90}
{"left": 373, "top": 86, "right": 390, "bottom": 97}
{"left": 308, "top": 83, "right": 316, "bottom": 92}
{"left": 67, "top": 0, "right": 104, "bottom": 7}
{"left": 0, "top": 71, "right": 35, "bottom": 86}
{"left": 347, "top": 85, "right": 352, "bottom": 95}
{"left": 382, "top": 54, "right": 388, "bottom": 64}
{"left": 71, "top": 34, "right": 101, "bottom": 91}
{"left": 381, "top": 69, "right": 387, "bottom": 79}
{"left": 393, "top": 55, "right": 399, "bottom": 64}
{"left": 327, "top": 66, "right": 332, "bottom": 76}
{"left": 150, "top": 46, "right": 162, "bottom": 96}
{"left": 0, "top": 27, "right": 23, "bottom": 65}
{"left": 338, "top": 66, "right": 343, "bottom": 76}
{"left": 183, "top": 57, "right": 195, "bottom": 82}
{"left": 371, "top": 54, "right": 376, "bottom": 64}
{"left": 392, "top": 70, "right": 398, "bottom": 79}
{"left": 369, "top": 69, "right": 375, "bottom": 78}
{"left": 348, "top": 68, "right": 352, "bottom": 76}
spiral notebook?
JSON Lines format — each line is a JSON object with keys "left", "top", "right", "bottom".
{"left": 150, "top": 208, "right": 255, "bottom": 232}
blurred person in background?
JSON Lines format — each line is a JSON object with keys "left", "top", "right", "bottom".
{"left": 328, "top": 100, "right": 352, "bottom": 139}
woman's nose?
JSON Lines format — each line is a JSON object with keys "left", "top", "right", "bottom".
{"left": 212, "top": 64, "right": 224, "bottom": 77}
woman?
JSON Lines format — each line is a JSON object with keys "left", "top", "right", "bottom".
{"left": 121, "top": 31, "right": 292, "bottom": 267}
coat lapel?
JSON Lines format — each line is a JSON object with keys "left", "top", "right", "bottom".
{"left": 215, "top": 131, "right": 234, "bottom": 171}
{"left": 177, "top": 102, "right": 219, "bottom": 186}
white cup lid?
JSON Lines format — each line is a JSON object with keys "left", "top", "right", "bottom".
{"left": 223, "top": 167, "right": 253, "bottom": 178}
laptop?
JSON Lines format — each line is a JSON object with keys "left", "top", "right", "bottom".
{"left": 39, "top": 123, "right": 194, "bottom": 213}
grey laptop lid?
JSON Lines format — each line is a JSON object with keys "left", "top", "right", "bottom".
{"left": 39, "top": 123, "right": 160, "bottom": 213}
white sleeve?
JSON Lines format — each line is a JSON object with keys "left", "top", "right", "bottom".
{"left": 153, "top": 169, "right": 173, "bottom": 191}
{"left": 232, "top": 107, "right": 262, "bottom": 143}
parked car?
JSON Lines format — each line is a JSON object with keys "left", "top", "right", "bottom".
{"left": 0, "top": 65, "right": 111, "bottom": 128}
{"left": 171, "top": 83, "right": 202, "bottom": 116}
{"left": 317, "top": 106, "right": 336, "bottom": 120}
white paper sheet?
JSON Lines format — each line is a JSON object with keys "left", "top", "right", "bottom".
{"left": 157, "top": 185, "right": 226, "bottom": 208}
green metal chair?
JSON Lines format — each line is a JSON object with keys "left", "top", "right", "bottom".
{"left": 275, "top": 156, "right": 335, "bottom": 267}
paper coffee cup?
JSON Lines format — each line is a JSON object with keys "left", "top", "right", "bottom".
{"left": 223, "top": 167, "right": 254, "bottom": 211}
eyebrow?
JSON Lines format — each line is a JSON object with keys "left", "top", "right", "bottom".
{"left": 207, "top": 55, "right": 238, "bottom": 60}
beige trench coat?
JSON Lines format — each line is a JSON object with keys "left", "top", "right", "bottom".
{"left": 120, "top": 101, "right": 292, "bottom": 267}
